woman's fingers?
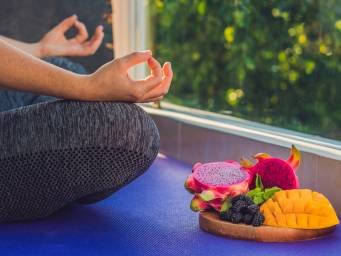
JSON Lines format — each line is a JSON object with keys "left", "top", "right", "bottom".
{"left": 54, "top": 15, "right": 103, "bottom": 56}
{"left": 55, "top": 15, "right": 78, "bottom": 33}
{"left": 114, "top": 51, "right": 172, "bottom": 102}
{"left": 138, "top": 62, "right": 173, "bottom": 101}
{"left": 83, "top": 25, "right": 104, "bottom": 54}
{"left": 148, "top": 57, "right": 162, "bottom": 78}
{"left": 74, "top": 20, "right": 89, "bottom": 43}
{"left": 120, "top": 50, "right": 153, "bottom": 69}
{"left": 163, "top": 61, "right": 173, "bottom": 78}
{"left": 141, "top": 96, "right": 164, "bottom": 103}
{"left": 70, "top": 26, "right": 104, "bottom": 56}
{"left": 133, "top": 57, "right": 163, "bottom": 89}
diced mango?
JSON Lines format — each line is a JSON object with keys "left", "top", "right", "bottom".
{"left": 293, "top": 199, "right": 305, "bottom": 213}
{"left": 273, "top": 190, "right": 287, "bottom": 202}
{"left": 312, "top": 191, "right": 324, "bottom": 201}
{"left": 305, "top": 201, "right": 320, "bottom": 215}
{"left": 261, "top": 189, "right": 339, "bottom": 229}
{"left": 319, "top": 206, "right": 333, "bottom": 217}
{"left": 274, "top": 212, "right": 286, "bottom": 227}
{"left": 286, "top": 213, "right": 297, "bottom": 227}
{"left": 286, "top": 189, "right": 300, "bottom": 200}
{"left": 299, "top": 189, "right": 312, "bottom": 200}
{"left": 273, "top": 201, "right": 282, "bottom": 214}
{"left": 308, "top": 215, "right": 320, "bottom": 228}
{"left": 280, "top": 199, "right": 293, "bottom": 213}
{"left": 265, "top": 218, "right": 278, "bottom": 226}
{"left": 312, "top": 191, "right": 330, "bottom": 205}
{"left": 265, "top": 199, "right": 276, "bottom": 212}
{"left": 296, "top": 214, "right": 308, "bottom": 228}
{"left": 319, "top": 217, "right": 331, "bottom": 228}
{"left": 263, "top": 208, "right": 277, "bottom": 226}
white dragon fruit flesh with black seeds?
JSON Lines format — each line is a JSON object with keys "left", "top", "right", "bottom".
{"left": 185, "top": 160, "right": 250, "bottom": 212}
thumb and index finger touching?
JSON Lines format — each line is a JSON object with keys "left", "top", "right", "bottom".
{"left": 54, "top": 14, "right": 78, "bottom": 33}
{"left": 120, "top": 51, "right": 173, "bottom": 92}
{"left": 137, "top": 62, "right": 173, "bottom": 102}
{"left": 120, "top": 51, "right": 160, "bottom": 88}
{"left": 54, "top": 15, "right": 103, "bottom": 43}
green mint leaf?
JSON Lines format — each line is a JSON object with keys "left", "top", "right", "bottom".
{"left": 247, "top": 187, "right": 262, "bottom": 197}
{"left": 255, "top": 174, "right": 264, "bottom": 190}
{"left": 263, "top": 187, "right": 281, "bottom": 200}
{"left": 253, "top": 196, "right": 264, "bottom": 205}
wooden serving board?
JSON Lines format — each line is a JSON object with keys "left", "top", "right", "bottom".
{"left": 199, "top": 211, "right": 336, "bottom": 242}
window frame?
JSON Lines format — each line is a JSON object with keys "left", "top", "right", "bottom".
{"left": 111, "top": 0, "right": 147, "bottom": 79}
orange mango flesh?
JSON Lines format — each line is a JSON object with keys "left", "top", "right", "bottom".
{"left": 260, "top": 189, "right": 339, "bottom": 229}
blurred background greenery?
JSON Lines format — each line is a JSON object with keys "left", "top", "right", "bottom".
{"left": 147, "top": 0, "right": 341, "bottom": 140}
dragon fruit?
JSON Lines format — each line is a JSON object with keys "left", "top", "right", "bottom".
{"left": 240, "top": 145, "right": 301, "bottom": 190}
{"left": 185, "top": 161, "right": 250, "bottom": 212}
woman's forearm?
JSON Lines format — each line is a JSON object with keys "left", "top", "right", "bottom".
{"left": 0, "top": 39, "right": 86, "bottom": 99}
{"left": 0, "top": 36, "right": 42, "bottom": 58}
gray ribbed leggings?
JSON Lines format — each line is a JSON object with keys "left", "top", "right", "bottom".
{"left": 0, "top": 60, "right": 160, "bottom": 223}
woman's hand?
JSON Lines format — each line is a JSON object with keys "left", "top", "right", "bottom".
{"left": 39, "top": 15, "right": 104, "bottom": 58}
{"left": 83, "top": 51, "right": 173, "bottom": 102}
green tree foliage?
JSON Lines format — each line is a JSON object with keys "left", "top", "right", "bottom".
{"left": 149, "top": 0, "right": 341, "bottom": 140}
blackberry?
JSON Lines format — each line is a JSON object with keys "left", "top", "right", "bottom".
{"left": 220, "top": 211, "right": 232, "bottom": 221}
{"left": 231, "top": 195, "right": 245, "bottom": 204}
{"left": 252, "top": 212, "right": 265, "bottom": 227}
{"left": 243, "top": 213, "right": 254, "bottom": 225}
{"left": 244, "top": 196, "right": 254, "bottom": 206}
{"left": 231, "top": 195, "right": 253, "bottom": 205}
{"left": 232, "top": 200, "right": 248, "bottom": 213}
{"left": 230, "top": 212, "right": 243, "bottom": 224}
{"left": 246, "top": 204, "right": 260, "bottom": 215}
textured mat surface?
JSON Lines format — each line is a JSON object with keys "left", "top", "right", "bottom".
{"left": 0, "top": 155, "right": 339, "bottom": 256}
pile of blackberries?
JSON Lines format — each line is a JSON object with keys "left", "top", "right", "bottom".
{"left": 220, "top": 195, "right": 265, "bottom": 227}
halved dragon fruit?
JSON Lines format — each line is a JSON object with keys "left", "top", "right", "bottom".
{"left": 240, "top": 145, "right": 301, "bottom": 190}
{"left": 185, "top": 161, "right": 250, "bottom": 212}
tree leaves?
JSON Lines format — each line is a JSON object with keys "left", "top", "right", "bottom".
{"left": 149, "top": 0, "right": 341, "bottom": 140}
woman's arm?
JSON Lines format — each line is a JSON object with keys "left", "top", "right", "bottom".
{"left": 0, "top": 39, "right": 86, "bottom": 97}
{"left": 0, "top": 36, "right": 42, "bottom": 57}
{"left": 0, "top": 39, "right": 172, "bottom": 102}
{"left": 0, "top": 15, "right": 104, "bottom": 58}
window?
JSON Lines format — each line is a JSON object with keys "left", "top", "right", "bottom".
{"left": 111, "top": 0, "right": 147, "bottom": 79}
{"left": 147, "top": 0, "right": 341, "bottom": 141}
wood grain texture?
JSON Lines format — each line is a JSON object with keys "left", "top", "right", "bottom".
{"left": 199, "top": 211, "right": 336, "bottom": 242}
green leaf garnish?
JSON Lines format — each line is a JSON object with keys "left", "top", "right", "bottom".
{"left": 247, "top": 176, "right": 281, "bottom": 205}
{"left": 253, "top": 196, "right": 264, "bottom": 205}
{"left": 263, "top": 187, "right": 281, "bottom": 200}
{"left": 255, "top": 174, "right": 264, "bottom": 190}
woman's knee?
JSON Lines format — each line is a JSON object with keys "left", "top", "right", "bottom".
{"left": 0, "top": 100, "right": 160, "bottom": 164}
{"left": 73, "top": 101, "right": 160, "bottom": 162}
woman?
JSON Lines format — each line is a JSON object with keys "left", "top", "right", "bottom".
{"left": 0, "top": 15, "right": 172, "bottom": 222}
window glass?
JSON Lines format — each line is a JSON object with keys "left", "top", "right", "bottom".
{"left": 148, "top": 0, "right": 341, "bottom": 140}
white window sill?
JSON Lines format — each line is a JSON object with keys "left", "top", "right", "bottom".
{"left": 141, "top": 102, "right": 341, "bottom": 161}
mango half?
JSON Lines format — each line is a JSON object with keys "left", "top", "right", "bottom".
{"left": 260, "top": 189, "right": 339, "bottom": 229}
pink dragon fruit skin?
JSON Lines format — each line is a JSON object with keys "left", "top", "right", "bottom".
{"left": 185, "top": 160, "right": 250, "bottom": 212}
{"left": 240, "top": 145, "right": 301, "bottom": 190}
